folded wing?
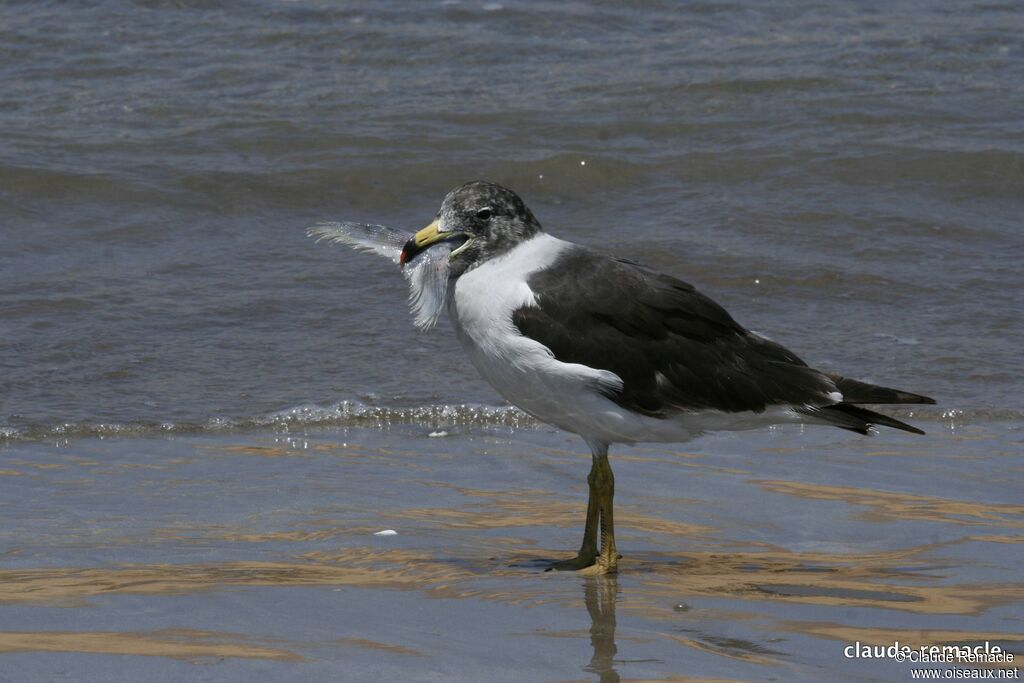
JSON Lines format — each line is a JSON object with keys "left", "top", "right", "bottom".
{"left": 512, "top": 247, "right": 933, "bottom": 433}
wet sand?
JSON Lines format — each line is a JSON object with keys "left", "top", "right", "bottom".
{"left": 0, "top": 423, "right": 1020, "bottom": 681}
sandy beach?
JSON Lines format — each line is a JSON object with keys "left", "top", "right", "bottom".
{"left": 1, "top": 421, "right": 1020, "bottom": 681}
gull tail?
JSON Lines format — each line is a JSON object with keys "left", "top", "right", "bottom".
{"left": 826, "top": 374, "right": 936, "bottom": 406}
{"left": 799, "top": 375, "right": 936, "bottom": 435}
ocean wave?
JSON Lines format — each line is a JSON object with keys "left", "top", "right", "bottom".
{"left": 0, "top": 403, "right": 1018, "bottom": 444}
{"left": 0, "top": 401, "right": 538, "bottom": 443}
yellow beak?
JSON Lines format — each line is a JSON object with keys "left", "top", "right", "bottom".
{"left": 400, "top": 219, "right": 467, "bottom": 265}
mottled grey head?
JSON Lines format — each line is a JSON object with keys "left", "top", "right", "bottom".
{"left": 400, "top": 181, "right": 543, "bottom": 277}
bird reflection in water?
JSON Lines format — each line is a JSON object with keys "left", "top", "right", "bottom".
{"left": 583, "top": 577, "right": 620, "bottom": 683}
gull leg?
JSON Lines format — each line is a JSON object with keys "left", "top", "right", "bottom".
{"left": 550, "top": 440, "right": 617, "bottom": 573}
{"left": 548, "top": 457, "right": 600, "bottom": 571}
{"left": 583, "top": 449, "right": 618, "bottom": 575}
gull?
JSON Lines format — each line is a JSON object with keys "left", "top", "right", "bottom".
{"left": 310, "top": 181, "right": 934, "bottom": 574}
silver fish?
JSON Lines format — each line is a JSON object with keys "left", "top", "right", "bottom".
{"left": 308, "top": 222, "right": 452, "bottom": 330}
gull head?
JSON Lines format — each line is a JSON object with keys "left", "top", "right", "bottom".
{"left": 401, "top": 181, "right": 543, "bottom": 278}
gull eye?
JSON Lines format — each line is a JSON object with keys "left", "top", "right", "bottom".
{"left": 475, "top": 207, "right": 492, "bottom": 220}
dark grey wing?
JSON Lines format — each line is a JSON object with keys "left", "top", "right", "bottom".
{"left": 512, "top": 247, "right": 839, "bottom": 417}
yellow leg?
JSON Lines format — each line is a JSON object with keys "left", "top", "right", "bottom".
{"left": 550, "top": 442, "right": 618, "bottom": 574}
{"left": 548, "top": 458, "right": 600, "bottom": 571}
{"left": 582, "top": 452, "right": 618, "bottom": 575}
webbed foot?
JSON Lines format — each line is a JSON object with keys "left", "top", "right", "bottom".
{"left": 546, "top": 550, "right": 598, "bottom": 572}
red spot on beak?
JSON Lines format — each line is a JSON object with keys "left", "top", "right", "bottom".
{"left": 399, "top": 237, "right": 417, "bottom": 266}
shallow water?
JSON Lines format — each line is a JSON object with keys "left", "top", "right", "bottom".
{"left": 0, "top": 426, "right": 1021, "bottom": 681}
{"left": 1, "top": 1, "right": 1022, "bottom": 680}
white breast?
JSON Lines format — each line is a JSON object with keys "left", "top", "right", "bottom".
{"left": 449, "top": 233, "right": 567, "bottom": 354}
{"left": 448, "top": 235, "right": 641, "bottom": 442}
{"left": 448, "top": 234, "right": 806, "bottom": 444}
{"left": 450, "top": 236, "right": 599, "bottom": 420}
